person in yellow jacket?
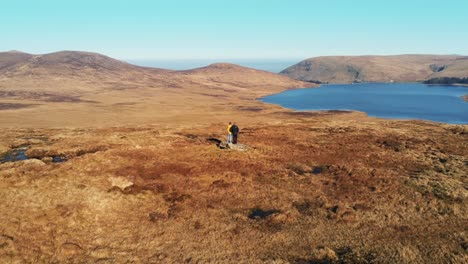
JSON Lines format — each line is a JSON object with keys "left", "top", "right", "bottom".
{"left": 227, "top": 122, "right": 233, "bottom": 143}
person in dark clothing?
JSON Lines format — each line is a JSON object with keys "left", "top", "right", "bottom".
{"left": 229, "top": 123, "right": 239, "bottom": 144}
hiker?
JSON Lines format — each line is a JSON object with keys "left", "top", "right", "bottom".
{"left": 229, "top": 122, "right": 239, "bottom": 144}
{"left": 226, "top": 122, "right": 233, "bottom": 143}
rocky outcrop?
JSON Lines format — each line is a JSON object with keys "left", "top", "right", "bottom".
{"left": 226, "top": 143, "right": 250, "bottom": 151}
{"left": 423, "top": 77, "right": 468, "bottom": 85}
{"left": 218, "top": 142, "right": 250, "bottom": 151}
{"left": 108, "top": 176, "right": 134, "bottom": 191}
{"left": 430, "top": 64, "right": 446, "bottom": 72}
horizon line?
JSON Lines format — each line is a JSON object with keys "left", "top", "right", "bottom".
{"left": 2, "top": 50, "right": 467, "bottom": 61}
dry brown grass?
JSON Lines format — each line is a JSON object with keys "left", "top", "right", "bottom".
{"left": 0, "top": 118, "right": 466, "bottom": 263}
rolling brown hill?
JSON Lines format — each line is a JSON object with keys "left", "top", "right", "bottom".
{"left": 280, "top": 55, "right": 468, "bottom": 83}
{"left": 0, "top": 51, "right": 310, "bottom": 128}
{"left": 0, "top": 50, "right": 172, "bottom": 79}
{"left": 0, "top": 51, "right": 34, "bottom": 70}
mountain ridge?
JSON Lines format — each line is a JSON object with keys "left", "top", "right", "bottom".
{"left": 0, "top": 50, "right": 310, "bottom": 128}
{"left": 0, "top": 50, "right": 153, "bottom": 75}
{"left": 280, "top": 54, "right": 468, "bottom": 84}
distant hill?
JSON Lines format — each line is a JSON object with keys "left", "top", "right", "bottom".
{"left": 0, "top": 50, "right": 309, "bottom": 91}
{"left": 0, "top": 51, "right": 306, "bottom": 89}
{"left": 0, "top": 50, "right": 310, "bottom": 127}
{"left": 280, "top": 55, "right": 468, "bottom": 84}
{"left": 0, "top": 51, "right": 34, "bottom": 71}
{"left": 181, "top": 63, "right": 308, "bottom": 91}
{"left": 0, "top": 50, "right": 169, "bottom": 78}
{"left": 0, "top": 50, "right": 308, "bottom": 104}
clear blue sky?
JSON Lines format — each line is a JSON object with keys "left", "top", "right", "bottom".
{"left": 2, "top": 0, "right": 467, "bottom": 60}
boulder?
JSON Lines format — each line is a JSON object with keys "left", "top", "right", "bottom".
{"left": 108, "top": 176, "right": 134, "bottom": 191}
{"left": 42, "top": 157, "right": 54, "bottom": 163}
{"left": 226, "top": 143, "right": 249, "bottom": 151}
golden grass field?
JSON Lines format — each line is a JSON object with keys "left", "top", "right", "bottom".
{"left": 0, "top": 51, "right": 467, "bottom": 263}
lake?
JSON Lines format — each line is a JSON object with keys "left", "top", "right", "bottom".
{"left": 261, "top": 83, "right": 468, "bottom": 124}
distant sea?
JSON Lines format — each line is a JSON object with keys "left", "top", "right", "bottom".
{"left": 126, "top": 59, "right": 301, "bottom": 73}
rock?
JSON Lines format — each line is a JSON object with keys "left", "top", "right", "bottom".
{"left": 42, "top": 157, "right": 53, "bottom": 163}
{"left": 429, "top": 64, "right": 446, "bottom": 72}
{"left": 21, "top": 159, "right": 46, "bottom": 166}
{"left": 226, "top": 143, "right": 249, "bottom": 151}
{"left": 217, "top": 142, "right": 250, "bottom": 151}
{"left": 108, "top": 176, "right": 134, "bottom": 191}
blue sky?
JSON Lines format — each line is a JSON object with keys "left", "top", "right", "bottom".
{"left": 2, "top": 0, "right": 467, "bottom": 60}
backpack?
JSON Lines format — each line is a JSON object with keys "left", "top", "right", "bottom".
{"left": 230, "top": 125, "right": 239, "bottom": 134}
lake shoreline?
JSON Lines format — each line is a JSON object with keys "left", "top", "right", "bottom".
{"left": 426, "top": 83, "right": 468, "bottom": 88}
{"left": 310, "top": 81, "right": 467, "bottom": 87}
{"left": 261, "top": 82, "right": 468, "bottom": 125}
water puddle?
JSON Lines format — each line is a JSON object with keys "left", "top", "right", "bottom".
{"left": 1, "top": 146, "right": 67, "bottom": 163}
{"left": 1, "top": 147, "right": 29, "bottom": 163}
{"left": 52, "top": 156, "right": 67, "bottom": 163}
{"left": 248, "top": 208, "right": 281, "bottom": 219}
{"left": 312, "top": 167, "right": 323, "bottom": 174}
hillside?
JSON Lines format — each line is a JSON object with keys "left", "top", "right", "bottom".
{"left": 181, "top": 63, "right": 309, "bottom": 97}
{"left": 0, "top": 51, "right": 34, "bottom": 70}
{"left": 280, "top": 55, "right": 468, "bottom": 83}
{"left": 0, "top": 51, "right": 310, "bottom": 128}
{"left": 0, "top": 50, "right": 156, "bottom": 77}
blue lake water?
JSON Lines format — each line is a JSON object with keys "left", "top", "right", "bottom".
{"left": 261, "top": 83, "right": 468, "bottom": 124}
